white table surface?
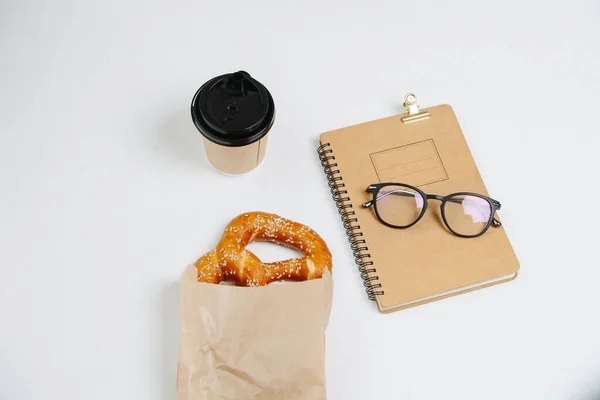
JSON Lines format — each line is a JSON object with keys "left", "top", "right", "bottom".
{"left": 1, "top": 1, "right": 599, "bottom": 399}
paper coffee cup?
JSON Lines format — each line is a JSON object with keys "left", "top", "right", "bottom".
{"left": 191, "top": 71, "right": 275, "bottom": 175}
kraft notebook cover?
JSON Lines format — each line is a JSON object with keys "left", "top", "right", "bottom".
{"left": 317, "top": 96, "right": 519, "bottom": 313}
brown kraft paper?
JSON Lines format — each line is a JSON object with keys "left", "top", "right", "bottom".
{"left": 202, "top": 136, "right": 268, "bottom": 175}
{"left": 177, "top": 265, "right": 333, "bottom": 400}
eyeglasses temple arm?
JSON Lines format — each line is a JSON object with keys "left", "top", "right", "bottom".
{"left": 362, "top": 189, "right": 414, "bottom": 208}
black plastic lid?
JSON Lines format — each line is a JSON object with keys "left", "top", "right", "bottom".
{"left": 191, "top": 71, "right": 275, "bottom": 147}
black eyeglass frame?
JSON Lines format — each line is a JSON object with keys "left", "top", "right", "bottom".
{"left": 362, "top": 182, "right": 502, "bottom": 238}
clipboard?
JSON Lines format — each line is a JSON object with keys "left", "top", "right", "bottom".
{"left": 317, "top": 94, "right": 519, "bottom": 313}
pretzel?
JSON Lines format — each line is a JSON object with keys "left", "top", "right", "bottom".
{"left": 195, "top": 212, "right": 332, "bottom": 286}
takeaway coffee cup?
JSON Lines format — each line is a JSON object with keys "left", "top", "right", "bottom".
{"left": 191, "top": 71, "right": 275, "bottom": 175}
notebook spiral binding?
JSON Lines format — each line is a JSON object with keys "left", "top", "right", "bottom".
{"left": 317, "top": 143, "right": 384, "bottom": 300}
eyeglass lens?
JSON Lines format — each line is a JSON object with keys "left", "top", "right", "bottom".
{"left": 443, "top": 195, "right": 492, "bottom": 236}
{"left": 374, "top": 185, "right": 424, "bottom": 227}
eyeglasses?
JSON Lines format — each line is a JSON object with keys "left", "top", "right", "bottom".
{"left": 361, "top": 183, "right": 502, "bottom": 238}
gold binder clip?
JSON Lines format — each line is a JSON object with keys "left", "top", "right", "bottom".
{"left": 401, "top": 93, "right": 430, "bottom": 123}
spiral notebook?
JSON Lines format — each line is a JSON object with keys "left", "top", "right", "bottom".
{"left": 318, "top": 95, "right": 519, "bottom": 313}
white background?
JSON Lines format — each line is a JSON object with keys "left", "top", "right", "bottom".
{"left": 1, "top": 1, "right": 599, "bottom": 399}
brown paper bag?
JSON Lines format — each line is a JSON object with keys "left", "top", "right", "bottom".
{"left": 177, "top": 265, "right": 333, "bottom": 400}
